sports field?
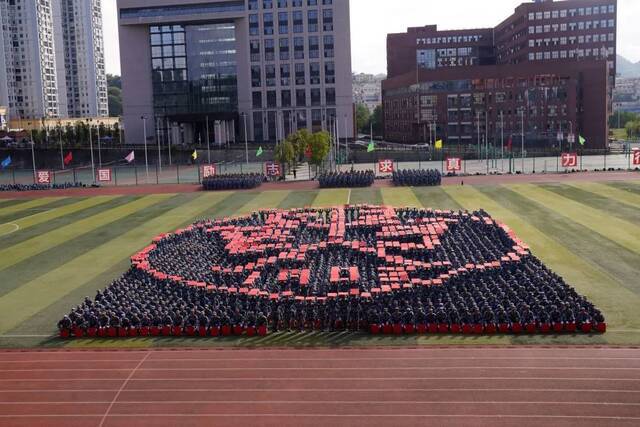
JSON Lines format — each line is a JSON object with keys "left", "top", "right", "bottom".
{"left": 0, "top": 179, "right": 639, "bottom": 348}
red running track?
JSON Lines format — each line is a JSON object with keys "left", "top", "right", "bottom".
{"left": 0, "top": 347, "right": 639, "bottom": 427}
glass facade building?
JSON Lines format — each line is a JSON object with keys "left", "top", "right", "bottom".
{"left": 118, "top": 0, "right": 353, "bottom": 147}
{"left": 151, "top": 23, "right": 238, "bottom": 117}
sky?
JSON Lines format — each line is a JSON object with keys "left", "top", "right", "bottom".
{"left": 103, "top": 0, "right": 640, "bottom": 76}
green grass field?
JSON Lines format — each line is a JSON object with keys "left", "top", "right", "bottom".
{"left": 1, "top": 180, "right": 639, "bottom": 349}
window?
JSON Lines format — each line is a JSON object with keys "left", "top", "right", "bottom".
{"left": 264, "top": 38, "right": 275, "bottom": 61}
{"left": 326, "top": 87, "right": 335, "bottom": 105}
{"left": 296, "top": 89, "right": 306, "bottom": 106}
{"left": 295, "top": 63, "right": 305, "bottom": 85}
{"left": 263, "top": 0, "right": 273, "bottom": 8}
{"left": 278, "top": 0, "right": 287, "bottom": 7}
{"left": 308, "top": 0, "right": 317, "bottom": 5}
{"left": 280, "top": 63, "right": 290, "bottom": 85}
{"left": 253, "top": 112, "right": 264, "bottom": 141}
{"left": 251, "top": 65, "right": 262, "bottom": 87}
{"left": 294, "top": 37, "right": 304, "bottom": 59}
{"left": 252, "top": 91, "right": 262, "bottom": 108}
{"left": 279, "top": 38, "right": 289, "bottom": 60}
{"left": 325, "top": 61, "right": 335, "bottom": 84}
{"left": 278, "top": 11, "right": 288, "bottom": 34}
{"left": 249, "top": 0, "right": 258, "bottom": 10}
{"left": 323, "top": 35, "right": 334, "bottom": 58}
{"left": 267, "top": 90, "right": 277, "bottom": 108}
{"left": 281, "top": 90, "right": 291, "bottom": 107}
{"left": 322, "top": 8, "right": 333, "bottom": 31}
{"left": 308, "top": 36, "right": 319, "bottom": 58}
{"left": 249, "top": 14, "right": 259, "bottom": 36}
{"left": 322, "top": 0, "right": 332, "bottom": 4}
{"left": 310, "top": 88, "right": 321, "bottom": 106}
{"left": 310, "top": 62, "right": 320, "bottom": 85}
{"left": 263, "top": 12, "right": 274, "bottom": 35}
{"left": 308, "top": 10, "right": 318, "bottom": 32}
{"left": 293, "top": 10, "right": 303, "bottom": 33}
{"left": 265, "top": 65, "right": 276, "bottom": 86}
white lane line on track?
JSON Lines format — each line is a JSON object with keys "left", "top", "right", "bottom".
{"left": 4, "top": 366, "right": 640, "bottom": 371}
{"left": 0, "top": 335, "right": 51, "bottom": 338}
{"left": 0, "top": 223, "right": 19, "bottom": 237}
{"left": 0, "top": 388, "right": 638, "bottom": 394}
{"left": 2, "top": 356, "right": 639, "bottom": 363}
{"left": 347, "top": 189, "right": 352, "bottom": 204}
{"left": 2, "top": 414, "right": 640, "bottom": 420}
{"left": 98, "top": 352, "right": 149, "bottom": 427}
{"left": 0, "top": 345, "right": 640, "bottom": 356}
{"left": 3, "top": 401, "right": 640, "bottom": 406}
{"left": 1, "top": 377, "right": 639, "bottom": 382}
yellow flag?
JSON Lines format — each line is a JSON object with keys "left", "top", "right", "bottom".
{"left": 434, "top": 140, "right": 443, "bottom": 150}
{"left": 192, "top": 150, "right": 198, "bottom": 160}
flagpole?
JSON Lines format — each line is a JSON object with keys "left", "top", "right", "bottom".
{"left": 206, "top": 116, "right": 211, "bottom": 164}
{"left": 166, "top": 117, "right": 172, "bottom": 166}
{"left": 142, "top": 116, "right": 149, "bottom": 183}
{"left": 500, "top": 111, "right": 504, "bottom": 172}
{"left": 97, "top": 121, "right": 102, "bottom": 168}
{"left": 30, "top": 131, "right": 36, "bottom": 183}
{"left": 59, "top": 122, "right": 64, "bottom": 170}
{"left": 521, "top": 110, "right": 525, "bottom": 173}
{"left": 156, "top": 117, "right": 162, "bottom": 173}
{"left": 88, "top": 119, "right": 95, "bottom": 183}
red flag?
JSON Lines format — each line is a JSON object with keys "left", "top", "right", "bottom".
{"left": 305, "top": 145, "right": 312, "bottom": 157}
{"left": 63, "top": 151, "right": 73, "bottom": 166}
{"left": 506, "top": 137, "right": 513, "bottom": 152}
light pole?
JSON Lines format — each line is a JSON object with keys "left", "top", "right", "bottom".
{"left": 28, "top": 123, "right": 36, "bottom": 182}
{"left": 521, "top": 109, "right": 525, "bottom": 173}
{"left": 58, "top": 121, "right": 64, "bottom": 169}
{"left": 344, "top": 113, "right": 348, "bottom": 163}
{"left": 141, "top": 116, "right": 149, "bottom": 183}
{"left": 97, "top": 121, "right": 102, "bottom": 167}
{"left": 242, "top": 112, "right": 249, "bottom": 164}
{"left": 500, "top": 111, "right": 504, "bottom": 172}
{"left": 166, "top": 117, "right": 172, "bottom": 166}
{"left": 205, "top": 116, "right": 211, "bottom": 164}
{"left": 156, "top": 117, "right": 162, "bottom": 172}
{"left": 87, "top": 119, "right": 95, "bottom": 182}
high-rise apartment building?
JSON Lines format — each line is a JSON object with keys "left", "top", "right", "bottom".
{"left": 0, "top": 0, "right": 108, "bottom": 122}
{"left": 59, "top": 0, "right": 109, "bottom": 118}
{"left": 383, "top": 0, "right": 617, "bottom": 149}
{"left": 117, "top": 0, "right": 353, "bottom": 146}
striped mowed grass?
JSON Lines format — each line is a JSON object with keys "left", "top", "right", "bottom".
{"left": 0, "top": 180, "right": 639, "bottom": 348}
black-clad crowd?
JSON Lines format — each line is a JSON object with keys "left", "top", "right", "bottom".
{"left": 0, "top": 182, "right": 86, "bottom": 192}
{"left": 202, "top": 173, "right": 264, "bottom": 191}
{"left": 318, "top": 171, "right": 375, "bottom": 188}
{"left": 58, "top": 206, "right": 606, "bottom": 337}
{"left": 393, "top": 169, "right": 442, "bottom": 187}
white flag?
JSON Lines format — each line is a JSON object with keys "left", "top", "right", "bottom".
{"left": 125, "top": 151, "right": 135, "bottom": 163}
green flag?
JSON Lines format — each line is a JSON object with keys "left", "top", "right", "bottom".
{"left": 367, "top": 142, "right": 375, "bottom": 153}
{"left": 256, "top": 146, "right": 263, "bottom": 156}
{"left": 578, "top": 135, "right": 586, "bottom": 146}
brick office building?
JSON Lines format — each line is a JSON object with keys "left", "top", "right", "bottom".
{"left": 383, "top": 0, "right": 617, "bottom": 149}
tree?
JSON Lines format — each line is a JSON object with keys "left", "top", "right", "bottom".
{"left": 370, "top": 105, "right": 384, "bottom": 137}
{"left": 609, "top": 111, "right": 638, "bottom": 129}
{"left": 286, "top": 129, "right": 312, "bottom": 161}
{"left": 307, "top": 131, "right": 331, "bottom": 167}
{"left": 106, "top": 74, "right": 122, "bottom": 89}
{"left": 107, "top": 75, "right": 123, "bottom": 117}
{"left": 274, "top": 140, "right": 296, "bottom": 175}
{"left": 355, "top": 104, "right": 371, "bottom": 134}
{"left": 625, "top": 120, "right": 640, "bottom": 140}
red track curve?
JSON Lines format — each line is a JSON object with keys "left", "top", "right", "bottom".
{"left": 0, "top": 347, "right": 638, "bottom": 427}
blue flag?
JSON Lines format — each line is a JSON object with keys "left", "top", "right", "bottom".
{"left": 0, "top": 156, "right": 10, "bottom": 169}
